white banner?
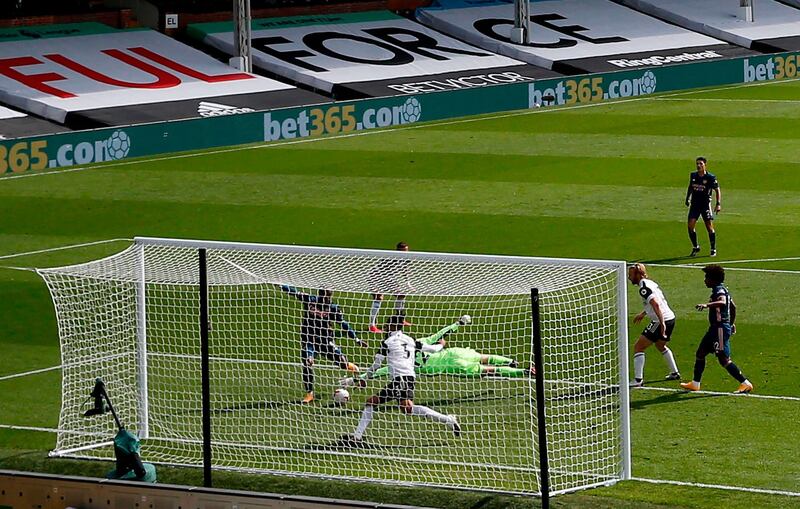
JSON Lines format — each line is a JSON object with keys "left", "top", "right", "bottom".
{"left": 619, "top": 0, "right": 800, "bottom": 48}
{"left": 0, "top": 29, "right": 294, "bottom": 122}
{"left": 417, "top": 0, "right": 724, "bottom": 69}
{"left": 192, "top": 12, "right": 530, "bottom": 93}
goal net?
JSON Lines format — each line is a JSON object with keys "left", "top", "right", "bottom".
{"left": 38, "top": 237, "right": 630, "bottom": 496}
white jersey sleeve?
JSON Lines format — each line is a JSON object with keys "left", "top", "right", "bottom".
{"left": 639, "top": 279, "right": 676, "bottom": 322}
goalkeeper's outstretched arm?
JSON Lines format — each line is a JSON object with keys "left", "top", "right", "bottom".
{"left": 417, "top": 314, "right": 472, "bottom": 345}
{"left": 279, "top": 284, "right": 312, "bottom": 303}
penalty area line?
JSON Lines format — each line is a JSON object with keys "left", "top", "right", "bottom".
{"left": 0, "top": 424, "right": 58, "bottom": 433}
{"left": 675, "top": 255, "right": 800, "bottom": 266}
{"left": 0, "top": 238, "right": 131, "bottom": 261}
{"left": 638, "top": 385, "right": 800, "bottom": 402}
{"left": 632, "top": 476, "right": 800, "bottom": 498}
{"left": 648, "top": 263, "right": 800, "bottom": 275}
{"left": 654, "top": 97, "right": 800, "bottom": 104}
{"left": 0, "top": 365, "right": 62, "bottom": 382}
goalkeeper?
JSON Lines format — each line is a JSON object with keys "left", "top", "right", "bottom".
{"left": 342, "top": 315, "right": 533, "bottom": 386}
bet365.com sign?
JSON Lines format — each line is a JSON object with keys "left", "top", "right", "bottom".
{"left": 0, "top": 130, "right": 131, "bottom": 173}
{"left": 264, "top": 98, "right": 422, "bottom": 142}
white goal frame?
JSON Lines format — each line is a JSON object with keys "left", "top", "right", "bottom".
{"left": 39, "top": 236, "right": 631, "bottom": 498}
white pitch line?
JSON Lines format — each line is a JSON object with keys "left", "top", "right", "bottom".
{"left": 633, "top": 477, "right": 800, "bottom": 498}
{"left": 637, "top": 385, "right": 800, "bottom": 402}
{"left": 3, "top": 425, "right": 797, "bottom": 499}
{"left": 0, "top": 424, "right": 108, "bottom": 437}
{"left": 2, "top": 74, "right": 798, "bottom": 182}
{"left": 0, "top": 238, "right": 131, "bottom": 260}
{"left": 676, "top": 255, "right": 800, "bottom": 266}
{"left": 655, "top": 75, "right": 800, "bottom": 98}
{"left": 655, "top": 97, "right": 800, "bottom": 104}
{"left": 0, "top": 364, "right": 61, "bottom": 382}
{"left": 649, "top": 263, "right": 800, "bottom": 275}
{"left": 0, "top": 424, "right": 58, "bottom": 433}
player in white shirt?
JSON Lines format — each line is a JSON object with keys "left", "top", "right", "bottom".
{"left": 628, "top": 263, "right": 680, "bottom": 387}
{"left": 345, "top": 314, "right": 460, "bottom": 444}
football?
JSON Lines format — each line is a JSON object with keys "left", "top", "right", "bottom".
{"left": 333, "top": 388, "right": 350, "bottom": 404}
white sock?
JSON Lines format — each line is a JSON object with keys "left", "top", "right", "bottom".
{"left": 633, "top": 352, "right": 645, "bottom": 380}
{"left": 369, "top": 300, "right": 382, "bottom": 326}
{"left": 395, "top": 297, "right": 406, "bottom": 313}
{"left": 411, "top": 405, "right": 452, "bottom": 425}
{"left": 661, "top": 347, "right": 678, "bottom": 373}
{"left": 354, "top": 405, "right": 374, "bottom": 439}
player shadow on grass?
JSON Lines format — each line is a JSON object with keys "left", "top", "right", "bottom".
{"left": 636, "top": 254, "right": 704, "bottom": 264}
{"left": 309, "top": 435, "right": 451, "bottom": 452}
{"left": 420, "top": 389, "right": 526, "bottom": 408}
{"left": 175, "top": 399, "right": 358, "bottom": 415}
{"left": 630, "top": 390, "right": 720, "bottom": 411}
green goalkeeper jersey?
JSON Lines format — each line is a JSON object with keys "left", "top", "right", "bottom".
{"left": 362, "top": 322, "right": 485, "bottom": 378}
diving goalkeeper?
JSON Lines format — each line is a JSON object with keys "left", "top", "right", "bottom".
{"left": 342, "top": 315, "right": 533, "bottom": 387}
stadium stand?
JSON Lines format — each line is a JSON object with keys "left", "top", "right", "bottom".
{"left": 0, "top": 23, "right": 325, "bottom": 129}
{"left": 618, "top": 0, "right": 800, "bottom": 52}
{"left": 0, "top": 104, "right": 69, "bottom": 139}
{"left": 416, "top": 0, "right": 756, "bottom": 74}
{"left": 189, "top": 11, "right": 559, "bottom": 99}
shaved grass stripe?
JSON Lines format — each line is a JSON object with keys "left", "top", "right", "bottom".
{"left": 298, "top": 131, "right": 800, "bottom": 164}
{"left": 2, "top": 175, "right": 797, "bottom": 227}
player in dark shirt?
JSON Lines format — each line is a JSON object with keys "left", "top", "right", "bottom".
{"left": 685, "top": 157, "right": 722, "bottom": 257}
{"left": 280, "top": 285, "right": 367, "bottom": 404}
{"left": 680, "top": 265, "right": 753, "bottom": 394}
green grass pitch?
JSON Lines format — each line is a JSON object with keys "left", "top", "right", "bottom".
{"left": 1, "top": 79, "right": 799, "bottom": 508}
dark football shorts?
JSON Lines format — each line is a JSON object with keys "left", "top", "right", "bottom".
{"left": 688, "top": 203, "right": 714, "bottom": 221}
{"left": 642, "top": 318, "right": 676, "bottom": 342}
{"left": 377, "top": 376, "right": 416, "bottom": 403}
{"left": 698, "top": 324, "right": 732, "bottom": 357}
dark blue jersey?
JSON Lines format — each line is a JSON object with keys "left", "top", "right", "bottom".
{"left": 708, "top": 284, "right": 733, "bottom": 326}
{"left": 281, "top": 286, "right": 358, "bottom": 342}
{"left": 687, "top": 171, "right": 719, "bottom": 206}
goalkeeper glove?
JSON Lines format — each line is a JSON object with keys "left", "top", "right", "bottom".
{"left": 458, "top": 314, "right": 472, "bottom": 325}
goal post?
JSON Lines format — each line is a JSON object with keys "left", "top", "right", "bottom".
{"left": 38, "top": 236, "right": 630, "bottom": 497}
